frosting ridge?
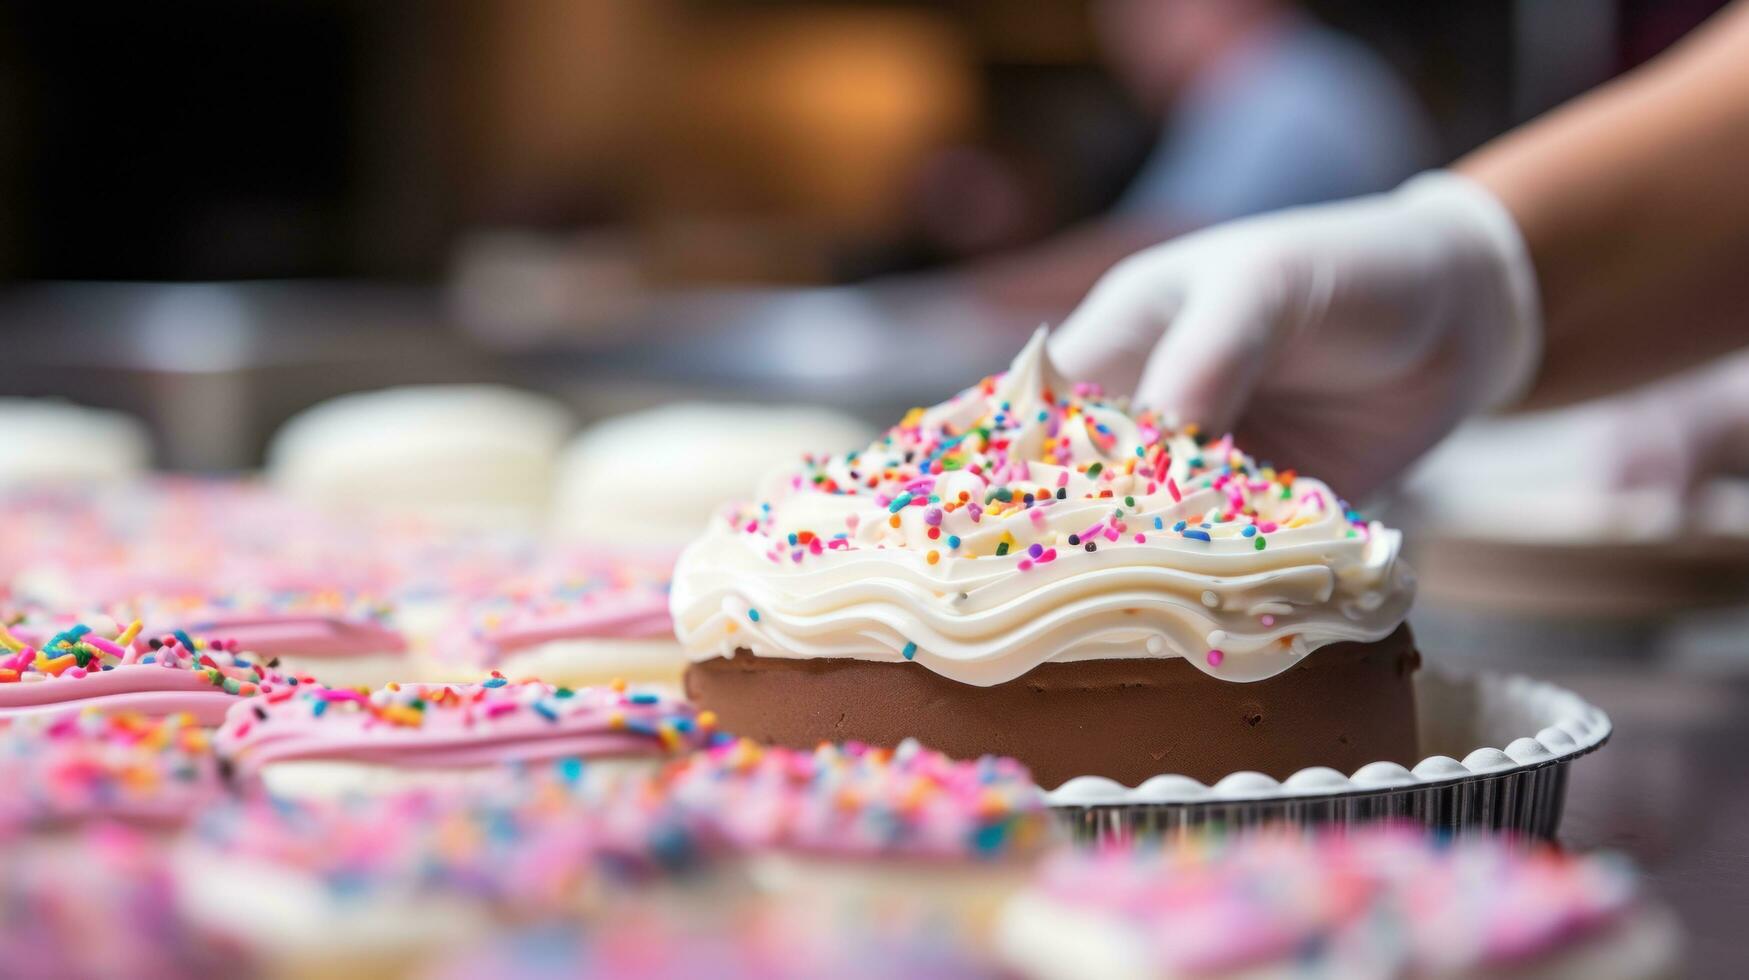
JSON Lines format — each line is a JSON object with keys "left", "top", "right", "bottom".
{"left": 217, "top": 679, "right": 720, "bottom": 781}
{"left": 0, "top": 619, "right": 284, "bottom": 724}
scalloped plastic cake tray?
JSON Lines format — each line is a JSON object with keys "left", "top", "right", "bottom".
{"left": 1048, "top": 669, "right": 1610, "bottom": 842}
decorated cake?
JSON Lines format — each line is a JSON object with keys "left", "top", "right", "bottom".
{"left": 672, "top": 331, "right": 1419, "bottom": 786}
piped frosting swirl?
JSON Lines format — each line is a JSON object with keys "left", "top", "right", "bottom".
{"left": 671, "top": 329, "right": 1413, "bottom": 685}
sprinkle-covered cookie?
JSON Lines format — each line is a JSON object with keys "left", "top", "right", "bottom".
{"left": 0, "top": 619, "right": 284, "bottom": 724}
{"left": 217, "top": 678, "right": 724, "bottom": 787}
{"left": 999, "top": 826, "right": 1659, "bottom": 979}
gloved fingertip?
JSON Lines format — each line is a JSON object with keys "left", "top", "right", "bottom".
{"left": 1136, "top": 386, "right": 1243, "bottom": 440}
{"left": 1132, "top": 338, "right": 1262, "bottom": 439}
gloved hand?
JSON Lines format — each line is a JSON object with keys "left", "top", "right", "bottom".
{"left": 1049, "top": 171, "right": 1542, "bottom": 501}
{"left": 1609, "top": 349, "right": 1749, "bottom": 497}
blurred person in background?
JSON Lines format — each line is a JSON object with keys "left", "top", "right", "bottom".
{"left": 956, "top": 0, "right": 1434, "bottom": 313}
{"left": 1050, "top": 0, "right": 1749, "bottom": 504}
{"left": 1102, "top": 0, "right": 1432, "bottom": 226}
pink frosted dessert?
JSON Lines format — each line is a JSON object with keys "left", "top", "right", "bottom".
{"left": 0, "top": 619, "right": 285, "bottom": 725}
{"left": 0, "top": 710, "right": 222, "bottom": 830}
{"left": 173, "top": 774, "right": 728, "bottom": 975}
{"left": 997, "top": 826, "right": 1682, "bottom": 980}
{"left": 2, "top": 477, "right": 391, "bottom": 610}
{"left": 654, "top": 737, "right": 1057, "bottom": 938}
{"left": 662, "top": 737, "right": 1052, "bottom": 862}
{"left": 0, "top": 822, "right": 237, "bottom": 979}
{"left": 427, "top": 561, "right": 684, "bottom": 688}
{"left": 129, "top": 588, "right": 414, "bottom": 689}
{"left": 216, "top": 678, "right": 724, "bottom": 798}
{"left": 422, "top": 912, "right": 1006, "bottom": 980}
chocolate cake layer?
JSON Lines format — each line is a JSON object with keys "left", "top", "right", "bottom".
{"left": 685, "top": 626, "right": 1420, "bottom": 788}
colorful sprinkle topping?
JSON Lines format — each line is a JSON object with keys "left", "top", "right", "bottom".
{"left": 716, "top": 331, "right": 1374, "bottom": 567}
{"left": 657, "top": 738, "right": 1054, "bottom": 862}
{"left": 0, "top": 616, "right": 283, "bottom": 711}
{"left": 182, "top": 774, "right": 716, "bottom": 922}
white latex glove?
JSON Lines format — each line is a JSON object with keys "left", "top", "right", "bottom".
{"left": 1049, "top": 171, "right": 1541, "bottom": 500}
{"left": 1609, "top": 349, "right": 1749, "bottom": 496}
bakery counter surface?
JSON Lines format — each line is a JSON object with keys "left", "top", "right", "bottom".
{"left": 1552, "top": 666, "right": 1749, "bottom": 978}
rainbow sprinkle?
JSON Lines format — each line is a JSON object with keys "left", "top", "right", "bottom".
{"left": 714, "top": 338, "right": 1372, "bottom": 569}
{"left": 657, "top": 737, "right": 1054, "bottom": 862}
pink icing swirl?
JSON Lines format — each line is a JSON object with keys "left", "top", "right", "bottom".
{"left": 167, "top": 614, "right": 406, "bottom": 659}
{"left": 483, "top": 590, "right": 673, "bottom": 656}
{"left": 216, "top": 679, "right": 720, "bottom": 781}
{"left": 434, "top": 568, "right": 675, "bottom": 669}
{"left": 0, "top": 622, "right": 284, "bottom": 726}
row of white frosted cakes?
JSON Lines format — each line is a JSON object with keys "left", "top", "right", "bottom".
{"left": 0, "top": 387, "right": 873, "bottom": 545}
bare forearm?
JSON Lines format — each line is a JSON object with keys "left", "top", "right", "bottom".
{"left": 963, "top": 218, "right": 1188, "bottom": 315}
{"left": 1458, "top": 0, "right": 1749, "bottom": 406}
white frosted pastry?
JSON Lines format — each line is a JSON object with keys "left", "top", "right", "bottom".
{"left": 0, "top": 398, "right": 150, "bottom": 487}
{"left": 552, "top": 402, "right": 874, "bottom": 548}
{"left": 421, "top": 558, "right": 684, "bottom": 688}
{"left": 267, "top": 385, "right": 573, "bottom": 528}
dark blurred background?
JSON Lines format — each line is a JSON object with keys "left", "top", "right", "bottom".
{"left": 0, "top": 0, "right": 1726, "bottom": 283}
{"left": 0, "top": 0, "right": 1734, "bottom": 471}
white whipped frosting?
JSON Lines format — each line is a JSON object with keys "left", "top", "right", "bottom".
{"left": 670, "top": 330, "right": 1413, "bottom": 686}
{"left": 267, "top": 384, "right": 573, "bottom": 529}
